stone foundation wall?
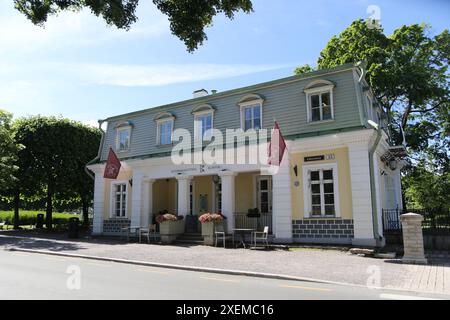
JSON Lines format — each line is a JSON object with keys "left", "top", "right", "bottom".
{"left": 103, "top": 218, "right": 131, "bottom": 234}
{"left": 293, "top": 219, "right": 354, "bottom": 243}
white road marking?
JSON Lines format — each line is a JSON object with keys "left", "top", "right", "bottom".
{"left": 280, "top": 284, "right": 332, "bottom": 292}
{"left": 380, "top": 293, "right": 440, "bottom": 300}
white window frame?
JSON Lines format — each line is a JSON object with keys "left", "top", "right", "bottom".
{"left": 304, "top": 84, "right": 335, "bottom": 123}
{"left": 193, "top": 110, "right": 214, "bottom": 141}
{"left": 239, "top": 99, "right": 263, "bottom": 131}
{"left": 156, "top": 118, "right": 174, "bottom": 145}
{"left": 302, "top": 163, "right": 340, "bottom": 218}
{"left": 110, "top": 180, "right": 128, "bottom": 218}
{"left": 116, "top": 126, "right": 131, "bottom": 152}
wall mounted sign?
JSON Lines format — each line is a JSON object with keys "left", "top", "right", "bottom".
{"left": 304, "top": 155, "right": 325, "bottom": 162}
{"left": 304, "top": 154, "right": 335, "bottom": 162}
{"left": 171, "top": 165, "right": 224, "bottom": 175}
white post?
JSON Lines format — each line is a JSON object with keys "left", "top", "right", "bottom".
{"left": 401, "top": 213, "right": 427, "bottom": 264}
{"left": 348, "top": 142, "right": 376, "bottom": 247}
{"left": 130, "top": 171, "right": 143, "bottom": 227}
{"left": 141, "top": 179, "right": 155, "bottom": 227}
{"left": 92, "top": 170, "right": 106, "bottom": 235}
{"left": 271, "top": 150, "right": 293, "bottom": 243}
{"left": 219, "top": 172, "right": 236, "bottom": 233}
{"left": 176, "top": 175, "right": 192, "bottom": 217}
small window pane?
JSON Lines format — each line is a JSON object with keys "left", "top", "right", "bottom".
{"left": 261, "top": 192, "right": 268, "bottom": 203}
{"left": 311, "top": 108, "right": 321, "bottom": 122}
{"left": 325, "top": 194, "right": 335, "bottom": 205}
{"left": 325, "top": 205, "right": 335, "bottom": 216}
{"left": 324, "top": 183, "right": 334, "bottom": 193}
{"left": 321, "top": 92, "right": 330, "bottom": 107}
{"left": 323, "top": 170, "right": 333, "bottom": 180}
{"left": 312, "top": 195, "right": 321, "bottom": 205}
{"left": 311, "top": 206, "right": 321, "bottom": 216}
{"left": 323, "top": 105, "right": 332, "bottom": 120}
{"left": 311, "top": 184, "right": 320, "bottom": 194}
{"left": 311, "top": 95, "right": 320, "bottom": 108}
{"left": 310, "top": 171, "right": 320, "bottom": 181}
{"left": 260, "top": 180, "right": 268, "bottom": 191}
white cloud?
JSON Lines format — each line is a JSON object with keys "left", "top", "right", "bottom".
{"left": 77, "top": 63, "right": 289, "bottom": 87}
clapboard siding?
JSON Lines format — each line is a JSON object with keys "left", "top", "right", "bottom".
{"left": 100, "top": 68, "right": 362, "bottom": 161}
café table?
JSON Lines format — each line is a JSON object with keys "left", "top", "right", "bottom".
{"left": 232, "top": 228, "right": 255, "bottom": 249}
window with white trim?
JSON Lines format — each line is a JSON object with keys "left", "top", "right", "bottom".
{"left": 157, "top": 119, "right": 173, "bottom": 145}
{"left": 112, "top": 183, "right": 127, "bottom": 218}
{"left": 194, "top": 112, "right": 213, "bottom": 141}
{"left": 304, "top": 82, "right": 335, "bottom": 123}
{"left": 241, "top": 103, "right": 262, "bottom": 131}
{"left": 116, "top": 127, "right": 131, "bottom": 152}
{"left": 303, "top": 164, "right": 339, "bottom": 218}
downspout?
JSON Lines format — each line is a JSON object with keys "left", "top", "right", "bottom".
{"left": 368, "top": 122, "right": 382, "bottom": 246}
{"left": 85, "top": 119, "right": 107, "bottom": 180}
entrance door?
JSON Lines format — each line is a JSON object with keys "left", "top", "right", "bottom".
{"left": 256, "top": 176, "right": 272, "bottom": 215}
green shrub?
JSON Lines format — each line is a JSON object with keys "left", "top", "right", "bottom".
{"left": 0, "top": 211, "right": 80, "bottom": 227}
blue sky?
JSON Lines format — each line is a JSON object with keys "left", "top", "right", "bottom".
{"left": 0, "top": 0, "right": 448, "bottom": 127}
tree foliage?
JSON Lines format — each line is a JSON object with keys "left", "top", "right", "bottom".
{"left": 13, "top": 116, "right": 101, "bottom": 228}
{"left": 295, "top": 20, "right": 449, "bottom": 208}
{"left": 14, "top": 0, "right": 254, "bottom": 52}
{"left": 0, "top": 110, "right": 22, "bottom": 187}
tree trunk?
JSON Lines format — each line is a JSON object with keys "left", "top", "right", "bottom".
{"left": 13, "top": 189, "right": 20, "bottom": 230}
{"left": 82, "top": 195, "right": 89, "bottom": 229}
{"left": 45, "top": 183, "right": 53, "bottom": 230}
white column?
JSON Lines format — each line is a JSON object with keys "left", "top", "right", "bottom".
{"left": 348, "top": 143, "right": 376, "bottom": 246}
{"left": 219, "top": 172, "right": 236, "bottom": 233}
{"left": 130, "top": 171, "right": 143, "bottom": 227}
{"left": 271, "top": 150, "right": 293, "bottom": 243}
{"left": 92, "top": 171, "right": 106, "bottom": 235}
{"left": 141, "top": 179, "right": 155, "bottom": 227}
{"left": 176, "top": 175, "right": 192, "bottom": 217}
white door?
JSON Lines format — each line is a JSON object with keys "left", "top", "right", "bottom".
{"left": 256, "top": 176, "right": 272, "bottom": 214}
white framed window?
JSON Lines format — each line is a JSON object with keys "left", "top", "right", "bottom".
{"left": 240, "top": 103, "right": 263, "bottom": 131}
{"left": 194, "top": 111, "right": 214, "bottom": 141}
{"left": 303, "top": 163, "right": 340, "bottom": 218}
{"left": 157, "top": 119, "right": 174, "bottom": 145}
{"left": 304, "top": 83, "right": 335, "bottom": 123}
{"left": 110, "top": 181, "right": 128, "bottom": 218}
{"left": 116, "top": 126, "right": 131, "bottom": 152}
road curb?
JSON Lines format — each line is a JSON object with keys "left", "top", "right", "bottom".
{"left": 6, "top": 246, "right": 449, "bottom": 297}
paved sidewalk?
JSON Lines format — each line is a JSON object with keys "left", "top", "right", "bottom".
{"left": 0, "top": 233, "right": 449, "bottom": 295}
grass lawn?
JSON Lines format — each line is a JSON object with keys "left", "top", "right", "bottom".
{"left": 0, "top": 210, "right": 81, "bottom": 227}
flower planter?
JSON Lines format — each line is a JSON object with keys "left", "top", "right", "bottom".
{"left": 201, "top": 221, "right": 226, "bottom": 246}
{"left": 159, "top": 220, "right": 185, "bottom": 244}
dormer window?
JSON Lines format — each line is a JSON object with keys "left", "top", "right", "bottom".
{"left": 154, "top": 112, "right": 175, "bottom": 145}
{"left": 304, "top": 80, "right": 335, "bottom": 123}
{"left": 115, "top": 122, "right": 132, "bottom": 152}
{"left": 192, "top": 104, "right": 215, "bottom": 141}
{"left": 238, "top": 94, "right": 264, "bottom": 131}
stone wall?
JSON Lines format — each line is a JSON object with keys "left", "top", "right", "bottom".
{"left": 292, "top": 219, "right": 354, "bottom": 244}
{"left": 103, "top": 218, "right": 131, "bottom": 235}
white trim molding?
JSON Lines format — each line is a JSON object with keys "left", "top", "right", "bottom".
{"left": 238, "top": 95, "right": 264, "bottom": 131}
{"left": 302, "top": 162, "right": 340, "bottom": 218}
{"left": 116, "top": 125, "right": 132, "bottom": 153}
{"left": 304, "top": 81, "right": 335, "bottom": 123}
{"left": 109, "top": 180, "right": 129, "bottom": 219}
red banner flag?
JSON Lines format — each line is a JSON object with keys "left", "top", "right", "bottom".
{"left": 268, "top": 121, "right": 287, "bottom": 166}
{"left": 103, "top": 148, "right": 122, "bottom": 179}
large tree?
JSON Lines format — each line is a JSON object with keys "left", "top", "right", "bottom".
{"left": 14, "top": 0, "right": 254, "bottom": 52}
{"left": 0, "top": 110, "right": 21, "bottom": 188}
{"left": 13, "top": 116, "right": 101, "bottom": 229}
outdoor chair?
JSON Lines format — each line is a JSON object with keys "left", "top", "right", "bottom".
{"left": 252, "top": 226, "right": 269, "bottom": 248}
{"left": 214, "top": 224, "right": 231, "bottom": 248}
{"left": 139, "top": 224, "right": 160, "bottom": 243}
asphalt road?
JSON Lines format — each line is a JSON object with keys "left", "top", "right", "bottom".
{"left": 0, "top": 250, "right": 447, "bottom": 300}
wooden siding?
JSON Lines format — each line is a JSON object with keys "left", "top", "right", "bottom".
{"left": 100, "top": 68, "right": 362, "bottom": 161}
